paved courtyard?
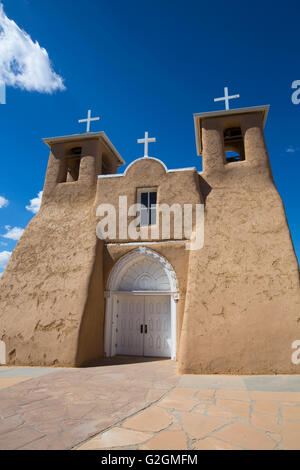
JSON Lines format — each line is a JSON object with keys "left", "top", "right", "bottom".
{"left": 0, "top": 358, "right": 300, "bottom": 450}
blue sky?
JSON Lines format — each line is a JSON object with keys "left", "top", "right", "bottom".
{"left": 0, "top": 0, "right": 299, "bottom": 275}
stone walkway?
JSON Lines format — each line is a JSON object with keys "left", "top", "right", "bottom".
{"left": 0, "top": 358, "right": 177, "bottom": 450}
{"left": 0, "top": 360, "right": 300, "bottom": 450}
{"left": 76, "top": 374, "right": 300, "bottom": 450}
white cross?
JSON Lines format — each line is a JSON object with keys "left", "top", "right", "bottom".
{"left": 214, "top": 87, "right": 240, "bottom": 111}
{"left": 137, "top": 131, "right": 156, "bottom": 157}
{"left": 78, "top": 109, "right": 100, "bottom": 133}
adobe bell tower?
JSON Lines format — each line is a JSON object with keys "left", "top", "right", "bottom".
{"left": 42, "top": 132, "right": 124, "bottom": 207}
{"left": 194, "top": 105, "right": 271, "bottom": 178}
{"left": 0, "top": 129, "right": 124, "bottom": 367}
{"left": 179, "top": 105, "right": 300, "bottom": 375}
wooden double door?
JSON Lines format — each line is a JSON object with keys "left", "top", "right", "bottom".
{"left": 116, "top": 295, "right": 171, "bottom": 358}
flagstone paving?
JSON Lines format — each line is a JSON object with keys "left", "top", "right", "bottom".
{"left": 76, "top": 373, "right": 300, "bottom": 451}
{"left": 0, "top": 360, "right": 300, "bottom": 450}
{"left": 0, "top": 358, "right": 178, "bottom": 450}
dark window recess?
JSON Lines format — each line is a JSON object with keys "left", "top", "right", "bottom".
{"left": 61, "top": 147, "right": 82, "bottom": 183}
{"left": 65, "top": 147, "right": 81, "bottom": 182}
{"left": 224, "top": 127, "right": 245, "bottom": 163}
{"left": 70, "top": 147, "right": 82, "bottom": 156}
{"left": 140, "top": 191, "right": 157, "bottom": 226}
{"left": 67, "top": 158, "right": 80, "bottom": 181}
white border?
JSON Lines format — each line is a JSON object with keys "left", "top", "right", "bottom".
{"left": 98, "top": 157, "right": 197, "bottom": 179}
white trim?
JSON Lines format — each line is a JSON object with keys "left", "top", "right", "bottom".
{"left": 193, "top": 104, "right": 270, "bottom": 122}
{"left": 104, "top": 247, "right": 179, "bottom": 360}
{"left": 106, "top": 290, "right": 176, "bottom": 296}
{"left": 137, "top": 187, "right": 158, "bottom": 203}
{"left": 170, "top": 296, "right": 177, "bottom": 360}
{"left": 136, "top": 187, "right": 157, "bottom": 227}
{"left": 168, "top": 167, "right": 196, "bottom": 172}
{"left": 124, "top": 157, "right": 168, "bottom": 174}
{"left": 97, "top": 157, "right": 197, "bottom": 179}
{"left": 107, "top": 247, "right": 178, "bottom": 292}
{"left": 98, "top": 174, "right": 123, "bottom": 179}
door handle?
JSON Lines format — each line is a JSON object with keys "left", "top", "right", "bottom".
{"left": 145, "top": 325, "right": 148, "bottom": 334}
{"left": 140, "top": 325, "right": 143, "bottom": 334}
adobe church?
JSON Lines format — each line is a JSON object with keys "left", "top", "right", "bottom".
{"left": 0, "top": 104, "right": 299, "bottom": 374}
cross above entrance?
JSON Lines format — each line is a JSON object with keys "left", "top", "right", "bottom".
{"left": 78, "top": 109, "right": 100, "bottom": 133}
{"left": 137, "top": 132, "right": 156, "bottom": 158}
{"left": 214, "top": 87, "right": 240, "bottom": 111}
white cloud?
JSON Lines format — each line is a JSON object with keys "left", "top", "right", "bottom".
{"left": 0, "top": 196, "right": 9, "bottom": 208}
{"left": 2, "top": 225, "right": 24, "bottom": 241}
{"left": 286, "top": 147, "right": 296, "bottom": 153}
{"left": 0, "top": 3, "right": 65, "bottom": 93}
{"left": 0, "top": 250, "right": 11, "bottom": 269}
{"left": 26, "top": 190, "right": 43, "bottom": 214}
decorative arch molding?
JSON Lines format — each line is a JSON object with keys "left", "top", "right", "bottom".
{"left": 104, "top": 247, "right": 179, "bottom": 360}
{"left": 106, "top": 247, "right": 179, "bottom": 296}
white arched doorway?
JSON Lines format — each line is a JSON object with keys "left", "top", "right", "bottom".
{"left": 104, "top": 247, "right": 179, "bottom": 360}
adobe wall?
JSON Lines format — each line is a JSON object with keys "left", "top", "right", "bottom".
{"left": 0, "top": 140, "right": 104, "bottom": 367}
{"left": 178, "top": 113, "right": 300, "bottom": 374}
{"left": 95, "top": 158, "right": 203, "bottom": 242}
{"left": 97, "top": 157, "right": 204, "bottom": 356}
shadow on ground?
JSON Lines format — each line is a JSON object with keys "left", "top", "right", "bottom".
{"left": 87, "top": 355, "right": 171, "bottom": 367}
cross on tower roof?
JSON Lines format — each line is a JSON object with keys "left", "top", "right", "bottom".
{"left": 137, "top": 131, "right": 156, "bottom": 158}
{"left": 214, "top": 87, "right": 240, "bottom": 111}
{"left": 78, "top": 109, "right": 100, "bottom": 133}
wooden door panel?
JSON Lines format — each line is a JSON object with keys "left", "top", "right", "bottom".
{"left": 116, "top": 296, "right": 144, "bottom": 356}
{"left": 144, "top": 296, "right": 171, "bottom": 358}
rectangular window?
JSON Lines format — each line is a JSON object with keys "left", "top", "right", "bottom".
{"left": 137, "top": 188, "right": 157, "bottom": 226}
